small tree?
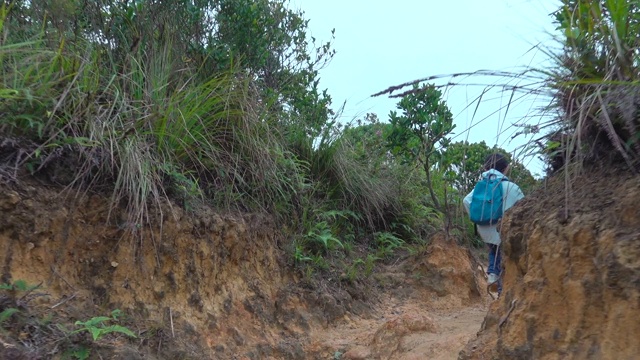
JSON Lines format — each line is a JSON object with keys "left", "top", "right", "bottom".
{"left": 386, "top": 84, "right": 455, "bottom": 213}
{"left": 387, "top": 84, "right": 455, "bottom": 228}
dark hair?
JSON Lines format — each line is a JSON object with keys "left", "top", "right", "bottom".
{"left": 484, "top": 153, "right": 509, "bottom": 173}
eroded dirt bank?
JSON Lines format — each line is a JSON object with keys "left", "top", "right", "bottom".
{"left": 461, "top": 167, "right": 640, "bottom": 360}
{"left": 0, "top": 181, "right": 306, "bottom": 358}
{"left": 0, "top": 180, "right": 488, "bottom": 359}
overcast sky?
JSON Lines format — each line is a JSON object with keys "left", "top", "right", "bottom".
{"left": 289, "top": 0, "right": 562, "bottom": 176}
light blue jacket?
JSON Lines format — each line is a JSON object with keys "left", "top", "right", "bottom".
{"left": 463, "top": 169, "right": 525, "bottom": 245}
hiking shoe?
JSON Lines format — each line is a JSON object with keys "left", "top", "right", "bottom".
{"left": 487, "top": 273, "right": 499, "bottom": 284}
{"left": 487, "top": 273, "right": 499, "bottom": 293}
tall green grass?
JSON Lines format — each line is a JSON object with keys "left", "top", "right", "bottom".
{"left": 0, "top": 9, "right": 299, "bottom": 227}
{"left": 0, "top": 1, "right": 409, "bottom": 246}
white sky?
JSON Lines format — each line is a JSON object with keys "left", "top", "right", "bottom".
{"left": 290, "top": 0, "right": 562, "bottom": 176}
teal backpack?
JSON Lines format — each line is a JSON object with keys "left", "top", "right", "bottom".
{"left": 469, "top": 174, "right": 507, "bottom": 225}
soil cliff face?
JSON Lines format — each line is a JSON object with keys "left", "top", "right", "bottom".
{"left": 461, "top": 167, "right": 640, "bottom": 360}
{"left": 0, "top": 181, "right": 323, "bottom": 358}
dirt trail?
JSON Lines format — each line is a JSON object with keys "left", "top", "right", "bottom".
{"left": 308, "top": 291, "right": 488, "bottom": 360}
{"left": 305, "top": 237, "right": 489, "bottom": 360}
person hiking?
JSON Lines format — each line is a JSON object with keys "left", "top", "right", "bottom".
{"left": 463, "top": 153, "right": 524, "bottom": 296}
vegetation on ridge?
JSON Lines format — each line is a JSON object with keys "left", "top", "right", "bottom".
{"left": 0, "top": 0, "right": 541, "bottom": 281}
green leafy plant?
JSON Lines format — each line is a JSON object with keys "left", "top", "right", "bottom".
{"left": 363, "top": 254, "right": 379, "bottom": 276}
{"left": 344, "top": 258, "right": 365, "bottom": 282}
{"left": 295, "top": 207, "right": 362, "bottom": 260}
{"left": 0, "top": 308, "right": 19, "bottom": 326}
{"left": 305, "top": 221, "right": 344, "bottom": 251}
{"left": 293, "top": 244, "right": 314, "bottom": 263}
{"left": 374, "top": 232, "right": 406, "bottom": 259}
{"left": 63, "top": 346, "right": 91, "bottom": 360}
{"left": 0, "top": 280, "right": 39, "bottom": 292}
{"left": 72, "top": 309, "right": 136, "bottom": 342}
{"left": 344, "top": 253, "right": 381, "bottom": 282}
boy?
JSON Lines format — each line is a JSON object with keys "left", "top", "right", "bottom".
{"left": 463, "top": 153, "right": 524, "bottom": 295}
